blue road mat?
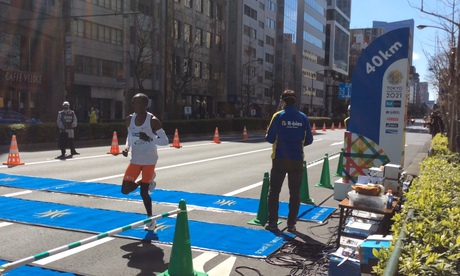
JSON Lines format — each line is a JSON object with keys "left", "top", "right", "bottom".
{"left": 0, "top": 260, "right": 77, "bottom": 276}
{"left": 0, "top": 173, "right": 336, "bottom": 223}
{"left": 0, "top": 196, "right": 292, "bottom": 258}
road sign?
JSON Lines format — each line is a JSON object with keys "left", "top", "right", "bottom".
{"left": 338, "top": 83, "right": 352, "bottom": 99}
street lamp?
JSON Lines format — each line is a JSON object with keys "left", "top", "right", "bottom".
{"left": 241, "top": 58, "right": 262, "bottom": 117}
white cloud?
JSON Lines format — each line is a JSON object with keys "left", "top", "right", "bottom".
{"left": 412, "top": 52, "right": 420, "bottom": 61}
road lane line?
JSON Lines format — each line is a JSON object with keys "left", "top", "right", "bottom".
{"left": 0, "top": 222, "right": 13, "bottom": 228}
{"left": 85, "top": 139, "right": 327, "bottom": 182}
{"left": 84, "top": 148, "right": 273, "bottom": 182}
{"left": 2, "top": 190, "right": 33, "bottom": 197}
{"left": 224, "top": 153, "right": 340, "bottom": 196}
{"left": 224, "top": 182, "right": 263, "bottom": 196}
{"left": 33, "top": 238, "right": 115, "bottom": 265}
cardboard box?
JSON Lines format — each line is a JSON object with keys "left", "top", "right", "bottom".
{"left": 368, "top": 167, "right": 384, "bottom": 178}
{"left": 328, "top": 255, "right": 361, "bottom": 276}
{"left": 383, "top": 179, "right": 402, "bottom": 195}
{"left": 357, "top": 175, "right": 384, "bottom": 185}
{"left": 359, "top": 235, "right": 392, "bottom": 273}
{"left": 334, "top": 178, "right": 353, "bottom": 201}
{"left": 384, "top": 164, "right": 402, "bottom": 180}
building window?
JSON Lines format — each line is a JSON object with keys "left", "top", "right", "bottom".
{"left": 173, "top": 20, "right": 180, "bottom": 40}
{"left": 215, "top": 34, "right": 221, "bottom": 50}
{"left": 266, "top": 17, "right": 275, "bottom": 29}
{"left": 184, "top": 23, "right": 192, "bottom": 42}
{"left": 265, "top": 35, "right": 275, "bottom": 46}
{"left": 265, "top": 53, "right": 274, "bottom": 64}
{"left": 266, "top": 0, "right": 275, "bottom": 12}
{"left": 195, "top": 0, "right": 202, "bottom": 12}
{"left": 184, "top": 0, "right": 192, "bottom": 8}
{"left": 183, "top": 58, "right": 190, "bottom": 76}
{"left": 244, "top": 5, "right": 257, "bottom": 20}
{"left": 195, "top": 28, "right": 202, "bottom": 45}
{"left": 243, "top": 25, "right": 256, "bottom": 39}
{"left": 205, "top": 0, "right": 213, "bottom": 17}
{"left": 245, "top": 46, "right": 256, "bottom": 58}
{"left": 194, "top": 61, "right": 202, "bottom": 78}
{"left": 205, "top": 32, "right": 212, "bottom": 48}
{"left": 203, "top": 63, "right": 211, "bottom": 79}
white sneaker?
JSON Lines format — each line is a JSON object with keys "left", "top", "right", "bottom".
{"left": 144, "top": 220, "right": 156, "bottom": 231}
{"left": 149, "top": 173, "right": 157, "bottom": 193}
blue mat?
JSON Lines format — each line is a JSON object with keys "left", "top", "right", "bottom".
{"left": 0, "top": 260, "right": 77, "bottom": 276}
{"left": 0, "top": 196, "right": 292, "bottom": 258}
{"left": 0, "top": 173, "right": 336, "bottom": 223}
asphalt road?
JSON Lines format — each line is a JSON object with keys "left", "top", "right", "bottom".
{"left": 0, "top": 123, "right": 431, "bottom": 276}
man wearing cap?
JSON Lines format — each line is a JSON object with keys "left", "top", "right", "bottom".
{"left": 265, "top": 89, "right": 314, "bottom": 232}
{"left": 56, "top": 101, "right": 79, "bottom": 158}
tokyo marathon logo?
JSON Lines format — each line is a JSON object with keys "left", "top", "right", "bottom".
{"left": 387, "top": 70, "right": 403, "bottom": 85}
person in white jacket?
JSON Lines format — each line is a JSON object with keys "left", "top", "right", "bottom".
{"left": 121, "top": 93, "right": 169, "bottom": 231}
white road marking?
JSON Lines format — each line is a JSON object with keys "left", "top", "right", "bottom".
{"left": 2, "top": 190, "right": 33, "bottom": 197}
{"left": 224, "top": 152, "right": 340, "bottom": 196}
{"left": 0, "top": 222, "right": 13, "bottom": 228}
{"left": 33, "top": 238, "right": 115, "bottom": 265}
{"left": 193, "top": 252, "right": 219, "bottom": 272}
{"left": 330, "top": 141, "right": 344, "bottom": 146}
{"left": 207, "top": 256, "right": 237, "bottom": 276}
{"left": 224, "top": 182, "right": 263, "bottom": 196}
{"left": 84, "top": 148, "right": 273, "bottom": 182}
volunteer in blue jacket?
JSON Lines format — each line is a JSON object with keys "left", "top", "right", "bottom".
{"left": 265, "top": 89, "right": 314, "bottom": 232}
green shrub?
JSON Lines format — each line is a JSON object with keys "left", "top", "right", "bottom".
{"left": 0, "top": 116, "right": 333, "bottom": 145}
{"left": 373, "top": 135, "right": 460, "bottom": 275}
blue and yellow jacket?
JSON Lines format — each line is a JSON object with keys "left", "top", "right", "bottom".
{"left": 265, "top": 105, "right": 313, "bottom": 160}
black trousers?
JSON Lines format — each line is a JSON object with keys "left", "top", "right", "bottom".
{"left": 267, "top": 158, "right": 303, "bottom": 226}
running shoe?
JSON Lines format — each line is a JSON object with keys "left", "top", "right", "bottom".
{"left": 144, "top": 219, "right": 156, "bottom": 231}
{"left": 149, "top": 172, "right": 157, "bottom": 193}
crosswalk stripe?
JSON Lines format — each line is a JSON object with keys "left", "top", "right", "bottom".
{"left": 193, "top": 252, "right": 218, "bottom": 272}
{"left": 207, "top": 256, "right": 237, "bottom": 276}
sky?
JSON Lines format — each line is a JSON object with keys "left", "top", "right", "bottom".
{"left": 350, "top": 0, "right": 451, "bottom": 101}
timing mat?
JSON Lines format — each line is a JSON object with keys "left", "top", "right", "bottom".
{"left": 0, "top": 173, "right": 336, "bottom": 223}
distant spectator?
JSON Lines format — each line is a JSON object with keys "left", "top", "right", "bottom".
{"left": 89, "top": 107, "right": 97, "bottom": 124}
{"left": 429, "top": 111, "right": 445, "bottom": 138}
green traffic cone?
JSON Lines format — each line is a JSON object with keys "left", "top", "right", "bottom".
{"left": 159, "top": 200, "right": 208, "bottom": 276}
{"left": 315, "top": 153, "right": 334, "bottom": 189}
{"left": 333, "top": 148, "right": 344, "bottom": 177}
{"left": 248, "top": 172, "right": 270, "bottom": 226}
{"left": 300, "top": 161, "right": 314, "bottom": 204}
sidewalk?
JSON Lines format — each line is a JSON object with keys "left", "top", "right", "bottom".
{"left": 404, "top": 139, "right": 431, "bottom": 177}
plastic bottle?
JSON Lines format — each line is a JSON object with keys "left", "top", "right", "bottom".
{"left": 386, "top": 189, "right": 394, "bottom": 209}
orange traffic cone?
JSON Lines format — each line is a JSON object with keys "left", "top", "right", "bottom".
{"left": 171, "top": 129, "right": 182, "bottom": 148}
{"left": 3, "top": 135, "right": 24, "bottom": 166}
{"left": 331, "top": 122, "right": 335, "bottom": 131}
{"left": 312, "top": 123, "right": 317, "bottom": 133}
{"left": 322, "top": 123, "right": 327, "bottom": 131}
{"left": 107, "top": 131, "right": 122, "bottom": 155}
{"left": 338, "top": 122, "right": 342, "bottom": 130}
{"left": 212, "top": 127, "right": 221, "bottom": 144}
{"left": 242, "top": 126, "right": 248, "bottom": 141}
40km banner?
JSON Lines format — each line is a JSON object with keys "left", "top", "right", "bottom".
{"left": 348, "top": 27, "right": 411, "bottom": 167}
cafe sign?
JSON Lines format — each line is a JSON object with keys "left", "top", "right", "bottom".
{"left": 1, "top": 70, "right": 42, "bottom": 84}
